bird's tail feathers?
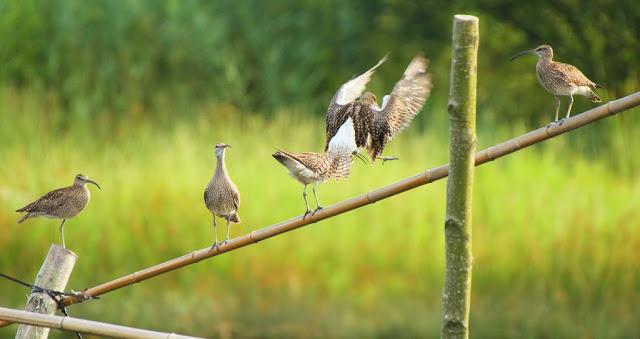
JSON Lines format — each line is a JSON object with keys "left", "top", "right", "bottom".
{"left": 230, "top": 213, "right": 240, "bottom": 223}
{"left": 272, "top": 150, "right": 289, "bottom": 165}
{"left": 589, "top": 89, "right": 601, "bottom": 103}
{"left": 17, "top": 213, "right": 29, "bottom": 224}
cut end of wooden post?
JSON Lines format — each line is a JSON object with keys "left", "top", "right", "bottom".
{"left": 50, "top": 244, "right": 78, "bottom": 259}
{"left": 16, "top": 243, "right": 78, "bottom": 339}
{"left": 454, "top": 14, "right": 479, "bottom": 23}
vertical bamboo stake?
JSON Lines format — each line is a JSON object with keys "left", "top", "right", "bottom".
{"left": 441, "top": 14, "right": 478, "bottom": 339}
{"left": 15, "top": 244, "right": 77, "bottom": 339}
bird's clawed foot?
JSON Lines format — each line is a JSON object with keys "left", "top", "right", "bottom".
{"left": 223, "top": 240, "right": 229, "bottom": 245}
{"left": 210, "top": 242, "right": 220, "bottom": 251}
{"left": 303, "top": 209, "right": 312, "bottom": 219}
{"left": 558, "top": 117, "right": 568, "bottom": 125}
{"left": 377, "top": 156, "right": 399, "bottom": 165}
{"left": 546, "top": 120, "right": 559, "bottom": 128}
{"left": 312, "top": 206, "right": 323, "bottom": 216}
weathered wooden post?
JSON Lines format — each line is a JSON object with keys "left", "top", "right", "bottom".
{"left": 15, "top": 244, "right": 77, "bottom": 339}
{"left": 442, "top": 14, "right": 478, "bottom": 339}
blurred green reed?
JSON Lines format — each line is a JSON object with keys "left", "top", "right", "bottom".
{"left": 0, "top": 88, "right": 638, "bottom": 338}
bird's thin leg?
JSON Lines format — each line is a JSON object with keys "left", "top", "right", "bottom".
{"left": 224, "top": 216, "right": 230, "bottom": 245}
{"left": 553, "top": 95, "right": 560, "bottom": 122}
{"left": 312, "top": 182, "right": 323, "bottom": 215}
{"left": 302, "top": 184, "right": 311, "bottom": 218}
{"left": 549, "top": 95, "right": 561, "bottom": 126}
{"left": 211, "top": 217, "right": 219, "bottom": 250}
{"left": 562, "top": 94, "right": 574, "bottom": 123}
{"left": 59, "top": 219, "right": 66, "bottom": 249}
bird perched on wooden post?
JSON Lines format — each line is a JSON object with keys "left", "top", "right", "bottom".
{"left": 16, "top": 174, "right": 101, "bottom": 249}
{"left": 273, "top": 118, "right": 360, "bottom": 218}
{"left": 325, "top": 54, "right": 432, "bottom": 162}
{"left": 511, "top": 44, "right": 601, "bottom": 124}
{"left": 204, "top": 143, "right": 241, "bottom": 250}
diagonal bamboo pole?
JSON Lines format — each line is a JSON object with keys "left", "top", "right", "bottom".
{"left": 442, "top": 14, "right": 478, "bottom": 339}
{"left": 54, "top": 91, "right": 639, "bottom": 307}
{"left": 0, "top": 306, "right": 203, "bottom": 339}
{"left": 0, "top": 93, "right": 637, "bottom": 329}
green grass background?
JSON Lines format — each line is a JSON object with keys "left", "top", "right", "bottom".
{"left": 0, "top": 87, "right": 639, "bottom": 338}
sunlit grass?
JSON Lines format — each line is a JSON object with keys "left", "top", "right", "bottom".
{"left": 0, "top": 88, "right": 639, "bottom": 338}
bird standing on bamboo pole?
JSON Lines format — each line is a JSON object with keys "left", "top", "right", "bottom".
{"left": 16, "top": 174, "right": 101, "bottom": 249}
{"left": 204, "top": 143, "right": 241, "bottom": 250}
{"left": 273, "top": 118, "right": 360, "bottom": 218}
{"left": 325, "top": 54, "right": 432, "bottom": 162}
{"left": 511, "top": 44, "right": 601, "bottom": 124}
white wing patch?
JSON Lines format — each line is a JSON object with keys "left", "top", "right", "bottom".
{"left": 335, "top": 56, "right": 388, "bottom": 106}
{"left": 328, "top": 117, "right": 357, "bottom": 155}
{"left": 371, "top": 95, "right": 391, "bottom": 113}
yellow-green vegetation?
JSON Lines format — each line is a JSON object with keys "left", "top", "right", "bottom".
{"left": 0, "top": 88, "right": 638, "bottom": 338}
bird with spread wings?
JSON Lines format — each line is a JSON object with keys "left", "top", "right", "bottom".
{"left": 324, "top": 54, "right": 432, "bottom": 162}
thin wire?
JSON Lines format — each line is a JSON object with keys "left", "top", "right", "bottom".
{"left": 0, "top": 273, "right": 93, "bottom": 338}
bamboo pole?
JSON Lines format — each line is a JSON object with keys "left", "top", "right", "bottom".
{"left": 15, "top": 244, "right": 77, "bottom": 339}
{"left": 0, "top": 306, "right": 203, "bottom": 339}
{"left": 44, "top": 91, "right": 638, "bottom": 309}
{"left": 442, "top": 14, "right": 478, "bottom": 339}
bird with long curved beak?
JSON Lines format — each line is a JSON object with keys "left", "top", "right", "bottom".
{"left": 511, "top": 44, "right": 601, "bottom": 125}
{"left": 16, "top": 174, "right": 101, "bottom": 249}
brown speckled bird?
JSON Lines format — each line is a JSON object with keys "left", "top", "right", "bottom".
{"left": 511, "top": 44, "right": 601, "bottom": 124}
{"left": 16, "top": 174, "right": 101, "bottom": 248}
{"left": 274, "top": 118, "right": 359, "bottom": 217}
{"left": 204, "top": 143, "right": 241, "bottom": 249}
{"left": 325, "top": 54, "right": 432, "bottom": 162}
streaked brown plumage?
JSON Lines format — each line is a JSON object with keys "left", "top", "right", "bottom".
{"left": 273, "top": 150, "right": 353, "bottom": 217}
{"left": 273, "top": 118, "right": 358, "bottom": 217}
{"left": 16, "top": 174, "right": 101, "bottom": 248}
{"left": 325, "top": 54, "right": 432, "bottom": 161}
{"left": 511, "top": 44, "right": 601, "bottom": 123}
{"left": 204, "top": 143, "right": 240, "bottom": 249}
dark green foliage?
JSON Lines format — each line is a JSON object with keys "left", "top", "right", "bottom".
{"left": 0, "top": 0, "right": 637, "bottom": 121}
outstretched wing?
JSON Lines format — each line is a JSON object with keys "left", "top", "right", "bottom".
{"left": 327, "top": 55, "right": 387, "bottom": 112}
{"left": 373, "top": 54, "right": 432, "bottom": 137}
{"left": 326, "top": 56, "right": 387, "bottom": 144}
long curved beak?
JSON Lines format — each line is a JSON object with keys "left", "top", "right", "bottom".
{"left": 86, "top": 179, "right": 101, "bottom": 190}
{"left": 510, "top": 49, "right": 534, "bottom": 62}
{"left": 352, "top": 151, "right": 369, "bottom": 164}
{"left": 225, "top": 144, "right": 232, "bottom": 149}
